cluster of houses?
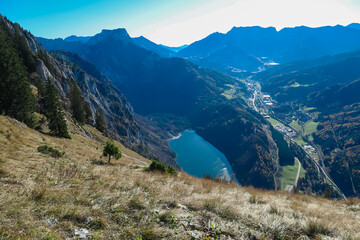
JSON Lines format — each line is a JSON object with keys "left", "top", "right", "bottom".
{"left": 262, "top": 94, "right": 274, "bottom": 107}
{"left": 274, "top": 124, "right": 297, "bottom": 138}
{"left": 304, "top": 145, "right": 317, "bottom": 155}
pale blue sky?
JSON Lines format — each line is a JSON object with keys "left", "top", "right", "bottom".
{"left": 1, "top": 0, "right": 360, "bottom": 46}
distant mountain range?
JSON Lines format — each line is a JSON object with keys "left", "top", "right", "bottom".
{"left": 39, "top": 23, "right": 360, "bottom": 79}
{"left": 38, "top": 34, "right": 187, "bottom": 58}
{"left": 176, "top": 24, "right": 360, "bottom": 77}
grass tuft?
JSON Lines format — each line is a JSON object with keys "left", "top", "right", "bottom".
{"left": 268, "top": 205, "right": 280, "bottom": 215}
{"left": 129, "top": 197, "right": 146, "bottom": 210}
{"left": 302, "top": 220, "right": 333, "bottom": 237}
{"left": 141, "top": 227, "right": 162, "bottom": 240}
{"left": 249, "top": 194, "right": 266, "bottom": 204}
{"left": 30, "top": 187, "right": 47, "bottom": 202}
{"left": 203, "top": 198, "right": 221, "bottom": 212}
{"left": 159, "top": 211, "right": 175, "bottom": 224}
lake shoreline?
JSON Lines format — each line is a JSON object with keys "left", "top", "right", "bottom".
{"left": 169, "top": 129, "right": 193, "bottom": 140}
{"left": 169, "top": 130, "right": 237, "bottom": 182}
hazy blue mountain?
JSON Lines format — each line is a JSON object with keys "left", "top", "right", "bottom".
{"left": 185, "top": 44, "right": 264, "bottom": 77}
{"left": 347, "top": 23, "right": 360, "bottom": 30}
{"left": 64, "top": 35, "right": 91, "bottom": 43}
{"left": 132, "top": 36, "right": 174, "bottom": 57}
{"left": 177, "top": 32, "right": 227, "bottom": 58}
{"left": 159, "top": 44, "right": 189, "bottom": 52}
{"left": 177, "top": 25, "right": 360, "bottom": 77}
{"left": 257, "top": 51, "right": 360, "bottom": 102}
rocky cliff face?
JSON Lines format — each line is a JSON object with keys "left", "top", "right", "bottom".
{"left": 0, "top": 15, "right": 160, "bottom": 160}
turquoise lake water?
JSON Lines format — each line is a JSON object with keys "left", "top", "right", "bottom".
{"left": 169, "top": 130, "right": 236, "bottom": 181}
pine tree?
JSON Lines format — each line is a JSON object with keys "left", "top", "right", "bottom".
{"left": 103, "top": 141, "right": 121, "bottom": 163}
{"left": 69, "top": 80, "right": 86, "bottom": 125}
{"left": 0, "top": 26, "right": 36, "bottom": 127}
{"left": 44, "top": 79, "right": 70, "bottom": 139}
{"left": 95, "top": 107, "right": 107, "bottom": 133}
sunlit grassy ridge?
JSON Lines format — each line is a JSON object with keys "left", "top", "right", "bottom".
{"left": 0, "top": 116, "right": 359, "bottom": 239}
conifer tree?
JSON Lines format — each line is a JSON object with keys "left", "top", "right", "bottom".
{"left": 0, "top": 26, "right": 35, "bottom": 127}
{"left": 103, "top": 141, "right": 121, "bottom": 163}
{"left": 95, "top": 107, "right": 107, "bottom": 133}
{"left": 69, "top": 80, "right": 86, "bottom": 125}
{"left": 44, "top": 79, "right": 70, "bottom": 139}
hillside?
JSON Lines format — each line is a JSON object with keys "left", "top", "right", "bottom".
{"left": 0, "top": 15, "right": 179, "bottom": 165}
{"left": 1, "top": 115, "right": 360, "bottom": 239}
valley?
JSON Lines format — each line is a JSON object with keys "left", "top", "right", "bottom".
{"left": 1, "top": 0, "right": 360, "bottom": 238}
{"left": 243, "top": 77, "right": 347, "bottom": 199}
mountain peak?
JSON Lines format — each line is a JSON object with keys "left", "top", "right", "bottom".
{"left": 87, "top": 28, "right": 131, "bottom": 45}
{"left": 347, "top": 23, "right": 360, "bottom": 30}
{"left": 227, "top": 26, "right": 277, "bottom": 36}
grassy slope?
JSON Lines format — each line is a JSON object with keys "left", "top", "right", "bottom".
{"left": 304, "top": 121, "right": 319, "bottom": 141}
{"left": 0, "top": 116, "right": 360, "bottom": 239}
{"left": 294, "top": 136, "right": 307, "bottom": 146}
{"left": 281, "top": 161, "right": 306, "bottom": 190}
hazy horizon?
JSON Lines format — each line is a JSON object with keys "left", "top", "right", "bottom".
{"left": 2, "top": 0, "right": 360, "bottom": 46}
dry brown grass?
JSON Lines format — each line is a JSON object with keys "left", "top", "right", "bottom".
{"left": 0, "top": 115, "right": 359, "bottom": 239}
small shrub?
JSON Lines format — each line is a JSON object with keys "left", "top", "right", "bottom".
{"left": 302, "top": 220, "right": 333, "bottom": 237}
{"left": 167, "top": 166, "right": 178, "bottom": 175}
{"left": 148, "top": 160, "right": 167, "bottom": 172}
{"left": 37, "top": 145, "right": 64, "bottom": 158}
{"left": 203, "top": 174, "right": 214, "bottom": 180}
{"left": 145, "top": 160, "right": 177, "bottom": 175}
